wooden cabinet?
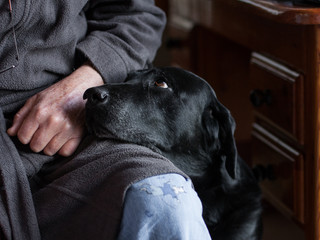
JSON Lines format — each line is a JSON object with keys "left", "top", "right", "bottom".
{"left": 162, "top": 0, "right": 320, "bottom": 239}
{"left": 252, "top": 123, "right": 305, "bottom": 223}
{"left": 166, "top": 15, "right": 195, "bottom": 71}
{"left": 249, "top": 52, "right": 305, "bottom": 224}
{"left": 249, "top": 53, "right": 304, "bottom": 142}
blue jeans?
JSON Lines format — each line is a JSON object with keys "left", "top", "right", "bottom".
{"left": 118, "top": 174, "right": 211, "bottom": 240}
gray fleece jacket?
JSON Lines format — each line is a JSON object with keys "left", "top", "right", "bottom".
{"left": 0, "top": 2, "right": 189, "bottom": 239}
{"left": 0, "top": 0, "right": 165, "bottom": 113}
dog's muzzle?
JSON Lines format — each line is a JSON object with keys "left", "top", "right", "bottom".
{"left": 83, "top": 87, "right": 109, "bottom": 104}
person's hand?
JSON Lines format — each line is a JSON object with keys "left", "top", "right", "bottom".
{"left": 7, "top": 63, "right": 104, "bottom": 157}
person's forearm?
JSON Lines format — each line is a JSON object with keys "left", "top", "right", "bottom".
{"left": 77, "top": 0, "right": 166, "bottom": 84}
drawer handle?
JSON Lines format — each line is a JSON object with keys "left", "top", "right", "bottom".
{"left": 249, "top": 89, "right": 272, "bottom": 107}
{"left": 166, "top": 38, "right": 184, "bottom": 49}
{"left": 252, "top": 164, "right": 276, "bottom": 182}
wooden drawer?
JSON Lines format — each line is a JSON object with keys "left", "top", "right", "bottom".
{"left": 249, "top": 53, "right": 304, "bottom": 142}
{"left": 167, "top": 16, "right": 195, "bottom": 71}
{"left": 169, "top": 0, "right": 212, "bottom": 26}
{"left": 252, "top": 123, "right": 304, "bottom": 224}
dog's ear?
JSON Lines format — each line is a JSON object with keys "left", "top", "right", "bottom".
{"left": 202, "top": 101, "right": 239, "bottom": 179}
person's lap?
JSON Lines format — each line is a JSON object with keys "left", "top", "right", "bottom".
{"left": 26, "top": 135, "right": 210, "bottom": 239}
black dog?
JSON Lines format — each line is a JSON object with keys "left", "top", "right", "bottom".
{"left": 83, "top": 67, "right": 262, "bottom": 240}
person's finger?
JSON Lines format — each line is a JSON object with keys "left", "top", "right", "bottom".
{"left": 29, "top": 120, "right": 62, "bottom": 153}
{"left": 15, "top": 105, "right": 47, "bottom": 144}
{"left": 42, "top": 133, "right": 68, "bottom": 156}
{"left": 41, "top": 119, "right": 84, "bottom": 156}
{"left": 7, "top": 98, "right": 35, "bottom": 136}
{"left": 57, "top": 137, "right": 83, "bottom": 157}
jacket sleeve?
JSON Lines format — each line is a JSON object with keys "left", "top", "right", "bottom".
{"left": 76, "top": 0, "right": 166, "bottom": 83}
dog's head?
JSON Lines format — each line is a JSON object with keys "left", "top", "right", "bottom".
{"left": 84, "top": 67, "right": 239, "bottom": 180}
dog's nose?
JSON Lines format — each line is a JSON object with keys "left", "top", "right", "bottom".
{"left": 83, "top": 87, "right": 109, "bottom": 103}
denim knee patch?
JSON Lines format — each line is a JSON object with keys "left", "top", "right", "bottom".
{"left": 132, "top": 174, "right": 190, "bottom": 204}
{"left": 118, "top": 173, "right": 211, "bottom": 240}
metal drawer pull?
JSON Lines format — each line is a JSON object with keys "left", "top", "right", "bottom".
{"left": 249, "top": 89, "right": 272, "bottom": 107}
{"left": 252, "top": 164, "right": 276, "bottom": 182}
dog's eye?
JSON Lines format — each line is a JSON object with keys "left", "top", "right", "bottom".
{"left": 154, "top": 81, "right": 168, "bottom": 89}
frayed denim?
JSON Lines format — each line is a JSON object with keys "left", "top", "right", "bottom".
{"left": 118, "top": 173, "right": 211, "bottom": 240}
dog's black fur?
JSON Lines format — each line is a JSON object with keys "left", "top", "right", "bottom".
{"left": 84, "top": 67, "right": 262, "bottom": 240}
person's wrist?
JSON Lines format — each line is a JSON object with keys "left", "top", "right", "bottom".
{"left": 81, "top": 62, "right": 104, "bottom": 85}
